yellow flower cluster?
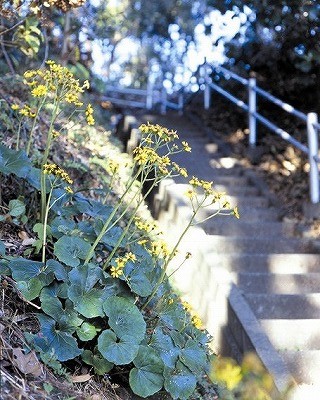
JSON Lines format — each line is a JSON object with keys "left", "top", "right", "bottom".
{"left": 12, "top": 104, "right": 36, "bottom": 118}
{"left": 133, "top": 146, "right": 158, "bottom": 166}
{"left": 139, "top": 122, "right": 179, "bottom": 142}
{"left": 213, "top": 357, "right": 243, "bottom": 390}
{"left": 110, "top": 252, "right": 136, "bottom": 278}
{"left": 149, "top": 239, "right": 170, "bottom": 258}
{"left": 106, "top": 159, "right": 120, "bottom": 175}
{"left": 189, "top": 176, "right": 214, "bottom": 195}
{"left": 23, "top": 61, "right": 89, "bottom": 107}
{"left": 134, "top": 217, "right": 158, "bottom": 233}
{"left": 172, "top": 162, "right": 188, "bottom": 178}
{"left": 31, "top": 84, "right": 48, "bottom": 97}
{"left": 182, "top": 141, "right": 191, "bottom": 152}
{"left": 43, "top": 163, "right": 73, "bottom": 184}
{"left": 85, "top": 104, "right": 95, "bottom": 125}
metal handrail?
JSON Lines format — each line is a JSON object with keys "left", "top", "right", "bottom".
{"left": 203, "top": 63, "right": 319, "bottom": 204}
{"left": 103, "top": 63, "right": 319, "bottom": 203}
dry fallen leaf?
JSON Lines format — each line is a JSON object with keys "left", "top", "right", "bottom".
{"left": 12, "top": 348, "right": 43, "bottom": 377}
{"left": 88, "top": 395, "right": 103, "bottom": 400}
{"left": 18, "top": 231, "right": 29, "bottom": 240}
{"left": 71, "top": 373, "right": 92, "bottom": 383}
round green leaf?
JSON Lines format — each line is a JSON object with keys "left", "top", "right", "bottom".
{"left": 98, "top": 330, "right": 139, "bottom": 365}
{"left": 0, "top": 241, "right": 6, "bottom": 256}
{"left": 0, "top": 144, "right": 32, "bottom": 178}
{"left": 103, "top": 296, "right": 146, "bottom": 342}
{"left": 76, "top": 322, "right": 98, "bottom": 341}
{"left": 9, "top": 199, "right": 25, "bottom": 217}
{"left": 150, "top": 328, "right": 180, "bottom": 368}
{"left": 8, "top": 259, "right": 44, "bottom": 281}
{"left": 179, "top": 339, "right": 208, "bottom": 376}
{"left": 16, "top": 278, "right": 44, "bottom": 301}
{"left": 129, "top": 345, "right": 164, "bottom": 398}
{"left": 164, "top": 361, "right": 197, "bottom": 400}
{"left": 36, "top": 314, "right": 82, "bottom": 362}
{"left": 68, "top": 264, "right": 106, "bottom": 318}
{"left": 124, "top": 263, "right": 153, "bottom": 297}
{"left": 54, "top": 236, "right": 92, "bottom": 267}
{"left": 40, "top": 289, "right": 83, "bottom": 333}
{"left": 82, "top": 349, "right": 113, "bottom": 375}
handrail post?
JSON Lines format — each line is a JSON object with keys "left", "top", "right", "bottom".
{"left": 146, "top": 74, "right": 153, "bottom": 110}
{"left": 307, "top": 112, "right": 320, "bottom": 203}
{"left": 204, "top": 64, "right": 211, "bottom": 110}
{"left": 248, "top": 76, "right": 257, "bottom": 146}
{"left": 161, "top": 86, "right": 167, "bottom": 115}
{"left": 178, "top": 90, "right": 184, "bottom": 116}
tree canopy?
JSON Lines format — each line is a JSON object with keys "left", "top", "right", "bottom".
{"left": 0, "top": 0, "right": 319, "bottom": 108}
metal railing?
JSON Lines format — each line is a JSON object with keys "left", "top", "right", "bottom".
{"left": 103, "top": 64, "right": 320, "bottom": 204}
{"left": 202, "top": 63, "right": 319, "bottom": 204}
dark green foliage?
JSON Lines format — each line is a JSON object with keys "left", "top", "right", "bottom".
{"left": 0, "top": 144, "right": 212, "bottom": 399}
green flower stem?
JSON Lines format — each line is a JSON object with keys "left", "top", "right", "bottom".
{"left": 16, "top": 119, "right": 22, "bottom": 150}
{"left": 102, "top": 166, "right": 161, "bottom": 268}
{"left": 83, "top": 165, "right": 144, "bottom": 265}
{"left": 40, "top": 100, "right": 60, "bottom": 222}
{"left": 26, "top": 97, "right": 47, "bottom": 156}
{"left": 142, "top": 198, "right": 207, "bottom": 311}
{"left": 41, "top": 185, "right": 53, "bottom": 263}
{"left": 41, "top": 183, "right": 66, "bottom": 263}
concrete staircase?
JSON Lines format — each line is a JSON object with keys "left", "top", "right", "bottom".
{"left": 129, "top": 112, "right": 320, "bottom": 398}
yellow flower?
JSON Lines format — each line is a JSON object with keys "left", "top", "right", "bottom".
{"left": 31, "top": 84, "right": 48, "bottom": 97}
{"left": 24, "top": 70, "right": 37, "bottom": 79}
{"left": 182, "top": 141, "right": 191, "bottom": 152}
{"left": 52, "top": 130, "right": 60, "bottom": 138}
{"left": 212, "top": 358, "right": 242, "bottom": 391}
{"left": 110, "top": 265, "right": 123, "bottom": 278}
{"left": 11, "top": 104, "right": 20, "bottom": 110}
{"left": 65, "top": 186, "right": 73, "bottom": 194}
{"left": 83, "top": 80, "right": 90, "bottom": 89}
{"left": 85, "top": 104, "right": 95, "bottom": 125}
{"left": 182, "top": 301, "right": 192, "bottom": 312}
{"left": 191, "top": 315, "right": 202, "bottom": 329}
{"left": 124, "top": 252, "right": 136, "bottom": 262}
{"left": 185, "top": 189, "right": 196, "bottom": 199}
{"left": 233, "top": 206, "right": 240, "bottom": 219}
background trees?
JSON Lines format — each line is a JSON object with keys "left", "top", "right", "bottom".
{"left": 1, "top": 0, "right": 319, "bottom": 110}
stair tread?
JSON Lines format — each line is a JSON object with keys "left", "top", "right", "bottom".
{"left": 245, "top": 293, "right": 320, "bottom": 319}
{"left": 234, "top": 272, "right": 320, "bottom": 294}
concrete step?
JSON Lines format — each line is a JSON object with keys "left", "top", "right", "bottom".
{"left": 222, "top": 195, "right": 270, "bottom": 208}
{"left": 214, "top": 184, "right": 260, "bottom": 196}
{"left": 245, "top": 293, "right": 320, "bottom": 319}
{"left": 203, "top": 220, "right": 295, "bottom": 236}
{"left": 202, "top": 253, "right": 320, "bottom": 274}
{"left": 260, "top": 319, "right": 320, "bottom": 350}
{"left": 235, "top": 273, "right": 320, "bottom": 294}
{"left": 280, "top": 350, "right": 320, "bottom": 384}
{"left": 211, "top": 176, "right": 249, "bottom": 186}
{"left": 200, "top": 235, "right": 313, "bottom": 254}
{"left": 198, "top": 206, "right": 280, "bottom": 222}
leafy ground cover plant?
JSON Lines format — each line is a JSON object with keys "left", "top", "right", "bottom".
{"left": 0, "top": 62, "right": 239, "bottom": 399}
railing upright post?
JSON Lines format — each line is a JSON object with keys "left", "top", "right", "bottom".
{"left": 307, "top": 112, "right": 320, "bottom": 203}
{"left": 146, "top": 75, "right": 153, "bottom": 110}
{"left": 204, "top": 64, "right": 210, "bottom": 110}
{"left": 248, "top": 76, "right": 257, "bottom": 146}
{"left": 178, "top": 91, "right": 184, "bottom": 116}
{"left": 161, "top": 86, "right": 167, "bottom": 115}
